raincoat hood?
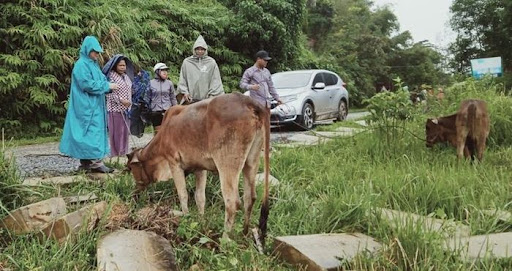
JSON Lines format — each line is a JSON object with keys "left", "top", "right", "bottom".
{"left": 102, "top": 54, "right": 135, "bottom": 82}
{"left": 192, "top": 35, "right": 208, "bottom": 57}
{"left": 79, "top": 36, "right": 103, "bottom": 59}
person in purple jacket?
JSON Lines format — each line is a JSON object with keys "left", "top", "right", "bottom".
{"left": 240, "top": 50, "right": 283, "bottom": 108}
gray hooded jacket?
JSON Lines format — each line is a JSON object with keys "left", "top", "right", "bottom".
{"left": 176, "top": 35, "right": 224, "bottom": 100}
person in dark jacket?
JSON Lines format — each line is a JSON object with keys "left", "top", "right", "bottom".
{"left": 144, "top": 62, "right": 177, "bottom": 134}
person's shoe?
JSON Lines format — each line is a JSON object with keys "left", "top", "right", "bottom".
{"left": 90, "top": 165, "right": 114, "bottom": 174}
{"left": 77, "top": 165, "right": 90, "bottom": 172}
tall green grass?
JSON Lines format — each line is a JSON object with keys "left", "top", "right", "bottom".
{"left": 1, "top": 77, "right": 512, "bottom": 269}
{"left": 1, "top": 129, "right": 512, "bottom": 270}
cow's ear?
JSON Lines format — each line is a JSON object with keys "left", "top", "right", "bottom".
{"left": 128, "top": 151, "right": 140, "bottom": 164}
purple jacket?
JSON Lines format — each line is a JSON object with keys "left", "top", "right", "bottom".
{"left": 240, "top": 65, "right": 280, "bottom": 108}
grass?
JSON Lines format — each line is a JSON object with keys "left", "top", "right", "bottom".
{"left": 1, "top": 121, "right": 512, "bottom": 270}
{"left": 7, "top": 135, "right": 60, "bottom": 147}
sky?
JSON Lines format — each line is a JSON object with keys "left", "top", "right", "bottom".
{"left": 371, "top": 0, "right": 455, "bottom": 49}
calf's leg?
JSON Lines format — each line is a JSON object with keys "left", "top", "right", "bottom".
{"left": 476, "top": 136, "right": 487, "bottom": 161}
{"left": 194, "top": 170, "right": 207, "bottom": 215}
{"left": 170, "top": 166, "right": 189, "bottom": 214}
{"left": 218, "top": 168, "right": 242, "bottom": 239}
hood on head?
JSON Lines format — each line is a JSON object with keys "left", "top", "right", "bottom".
{"left": 102, "top": 54, "right": 135, "bottom": 82}
{"left": 79, "top": 36, "right": 103, "bottom": 59}
{"left": 192, "top": 35, "right": 208, "bottom": 57}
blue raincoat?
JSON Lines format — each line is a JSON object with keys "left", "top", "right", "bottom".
{"left": 59, "top": 36, "right": 111, "bottom": 159}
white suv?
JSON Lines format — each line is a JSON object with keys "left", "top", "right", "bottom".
{"left": 245, "top": 69, "right": 349, "bottom": 130}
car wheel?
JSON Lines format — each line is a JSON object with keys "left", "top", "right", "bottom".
{"left": 336, "top": 100, "right": 348, "bottom": 121}
{"left": 296, "top": 103, "right": 314, "bottom": 130}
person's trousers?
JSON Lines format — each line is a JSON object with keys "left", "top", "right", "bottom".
{"left": 108, "top": 111, "right": 130, "bottom": 157}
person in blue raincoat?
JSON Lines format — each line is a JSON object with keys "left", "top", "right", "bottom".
{"left": 59, "top": 36, "right": 118, "bottom": 173}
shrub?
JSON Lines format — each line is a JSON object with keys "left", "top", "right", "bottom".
{"left": 365, "top": 77, "right": 418, "bottom": 146}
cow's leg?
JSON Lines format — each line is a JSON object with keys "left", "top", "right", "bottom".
{"left": 218, "top": 168, "right": 242, "bottom": 239}
{"left": 242, "top": 164, "right": 258, "bottom": 236}
{"left": 456, "top": 129, "right": 469, "bottom": 160}
{"left": 194, "top": 170, "right": 207, "bottom": 215}
{"left": 170, "top": 166, "right": 189, "bottom": 214}
{"left": 241, "top": 142, "right": 262, "bottom": 235}
{"left": 476, "top": 137, "right": 487, "bottom": 161}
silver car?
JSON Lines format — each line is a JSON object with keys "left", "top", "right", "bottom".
{"left": 246, "top": 69, "right": 349, "bottom": 130}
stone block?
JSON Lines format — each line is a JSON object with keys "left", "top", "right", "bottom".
{"left": 373, "top": 208, "right": 470, "bottom": 239}
{"left": 39, "top": 201, "right": 107, "bottom": 243}
{"left": 273, "top": 233, "right": 381, "bottom": 271}
{"left": 255, "top": 173, "right": 280, "bottom": 186}
{"left": 63, "top": 193, "right": 98, "bottom": 204}
{"left": 97, "top": 229, "right": 177, "bottom": 271}
{"left": 1, "top": 197, "right": 67, "bottom": 234}
{"left": 23, "top": 176, "right": 81, "bottom": 186}
{"left": 445, "top": 233, "right": 512, "bottom": 260}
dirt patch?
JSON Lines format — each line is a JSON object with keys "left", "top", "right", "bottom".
{"left": 105, "top": 202, "right": 220, "bottom": 250}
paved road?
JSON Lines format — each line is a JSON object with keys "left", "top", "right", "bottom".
{"left": 9, "top": 111, "right": 368, "bottom": 177}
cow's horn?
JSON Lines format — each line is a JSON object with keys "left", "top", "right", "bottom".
{"left": 431, "top": 118, "right": 438, "bottom": 124}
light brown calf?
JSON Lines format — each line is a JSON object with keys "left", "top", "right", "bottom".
{"left": 126, "top": 93, "right": 271, "bottom": 241}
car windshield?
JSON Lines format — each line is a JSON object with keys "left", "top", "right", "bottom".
{"left": 272, "top": 72, "right": 312, "bottom": 88}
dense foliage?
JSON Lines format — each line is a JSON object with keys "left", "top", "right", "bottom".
{"left": 305, "top": 0, "right": 449, "bottom": 106}
{"left": 1, "top": 0, "right": 452, "bottom": 137}
{"left": 449, "top": 0, "right": 512, "bottom": 74}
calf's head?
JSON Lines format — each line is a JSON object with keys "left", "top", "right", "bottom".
{"left": 126, "top": 149, "right": 157, "bottom": 191}
{"left": 425, "top": 118, "right": 445, "bottom": 147}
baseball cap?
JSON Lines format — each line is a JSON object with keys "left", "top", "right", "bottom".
{"left": 255, "top": 50, "right": 272, "bottom": 61}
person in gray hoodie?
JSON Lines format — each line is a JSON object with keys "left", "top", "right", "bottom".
{"left": 177, "top": 35, "right": 224, "bottom": 103}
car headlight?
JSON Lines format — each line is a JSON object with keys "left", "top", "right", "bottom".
{"left": 274, "top": 104, "right": 296, "bottom": 116}
{"left": 280, "top": 94, "right": 298, "bottom": 104}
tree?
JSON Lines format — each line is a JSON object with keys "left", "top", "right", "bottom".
{"left": 450, "top": 0, "right": 512, "bottom": 72}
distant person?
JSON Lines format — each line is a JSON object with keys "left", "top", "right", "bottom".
{"left": 102, "top": 54, "right": 134, "bottom": 157}
{"left": 59, "top": 36, "right": 117, "bottom": 173}
{"left": 436, "top": 87, "right": 445, "bottom": 100}
{"left": 129, "top": 68, "right": 151, "bottom": 138}
{"left": 176, "top": 35, "right": 224, "bottom": 104}
{"left": 240, "top": 50, "right": 282, "bottom": 108}
{"left": 144, "top": 62, "right": 177, "bottom": 134}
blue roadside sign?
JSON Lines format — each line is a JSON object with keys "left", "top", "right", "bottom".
{"left": 470, "top": 57, "right": 503, "bottom": 79}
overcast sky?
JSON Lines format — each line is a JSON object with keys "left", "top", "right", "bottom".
{"left": 371, "top": 0, "right": 455, "bottom": 48}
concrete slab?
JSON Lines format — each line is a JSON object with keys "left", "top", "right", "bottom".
{"left": 482, "top": 209, "right": 512, "bottom": 223}
{"left": 354, "top": 120, "right": 368, "bottom": 127}
{"left": 97, "top": 229, "right": 177, "bottom": 271}
{"left": 23, "top": 175, "right": 87, "bottom": 186}
{"left": 255, "top": 173, "right": 280, "bottom": 186}
{"left": 1, "top": 197, "right": 67, "bottom": 234}
{"left": 312, "top": 131, "right": 355, "bottom": 138}
{"left": 273, "top": 233, "right": 381, "bottom": 271}
{"left": 445, "top": 233, "right": 512, "bottom": 260}
{"left": 373, "top": 208, "right": 471, "bottom": 239}
{"left": 63, "top": 193, "right": 98, "bottom": 204}
{"left": 275, "top": 134, "right": 323, "bottom": 147}
{"left": 334, "top": 127, "right": 362, "bottom": 134}
{"left": 40, "top": 201, "right": 107, "bottom": 243}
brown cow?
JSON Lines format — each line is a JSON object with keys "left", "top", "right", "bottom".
{"left": 425, "top": 99, "right": 490, "bottom": 161}
{"left": 126, "top": 93, "right": 271, "bottom": 241}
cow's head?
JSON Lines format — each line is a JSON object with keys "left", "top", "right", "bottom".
{"left": 126, "top": 149, "right": 155, "bottom": 191}
{"left": 425, "top": 118, "right": 445, "bottom": 147}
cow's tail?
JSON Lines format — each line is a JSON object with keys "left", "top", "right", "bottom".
{"left": 467, "top": 102, "right": 477, "bottom": 137}
{"left": 258, "top": 107, "right": 271, "bottom": 247}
